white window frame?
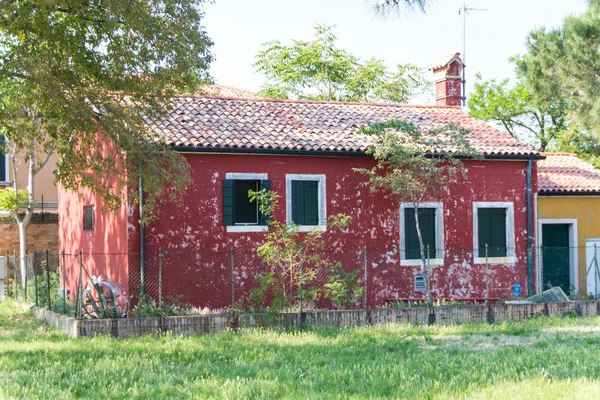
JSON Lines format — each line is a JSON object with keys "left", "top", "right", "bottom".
{"left": 400, "top": 202, "right": 444, "bottom": 267}
{"left": 225, "top": 172, "right": 268, "bottom": 233}
{"left": 473, "top": 202, "right": 516, "bottom": 264}
{"left": 286, "top": 174, "right": 326, "bottom": 232}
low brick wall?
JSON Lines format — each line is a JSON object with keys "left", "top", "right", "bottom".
{"left": 35, "top": 300, "right": 600, "bottom": 339}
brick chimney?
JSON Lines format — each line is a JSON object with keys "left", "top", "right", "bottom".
{"left": 429, "top": 53, "right": 464, "bottom": 107}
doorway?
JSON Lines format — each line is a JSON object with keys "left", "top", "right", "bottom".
{"left": 541, "top": 222, "right": 575, "bottom": 295}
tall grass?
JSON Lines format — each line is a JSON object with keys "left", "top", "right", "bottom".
{"left": 2, "top": 298, "right": 600, "bottom": 399}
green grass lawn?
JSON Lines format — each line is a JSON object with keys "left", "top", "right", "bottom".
{"left": 2, "top": 299, "right": 600, "bottom": 399}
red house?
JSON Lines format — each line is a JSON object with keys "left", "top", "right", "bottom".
{"left": 58, "top": 56, "right": 542, "bottom": 309}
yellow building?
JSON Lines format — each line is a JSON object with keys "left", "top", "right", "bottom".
{"left": 537, "top": 153, "right": 600, "bottom": 297}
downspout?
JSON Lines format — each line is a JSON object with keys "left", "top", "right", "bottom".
{"left": 526, "top": 160, "right": 533, "bottom": 296}
{"left": 139, "top": 174, "right": 146, "bottom": 298}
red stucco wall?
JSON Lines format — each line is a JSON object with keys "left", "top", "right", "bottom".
{"left": 129, "top": 153, "right": 537, "bottom": 308}
{"left": 58, "top": 184, "right": 131, "bottom": 298}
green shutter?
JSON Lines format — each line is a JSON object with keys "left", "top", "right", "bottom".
{"left": 478, "top": 208, "right": 507, "bottom": 257}
{"left": 404, "top": 208, "right": 436, "bottom": 260}
{"left": 0, "top": 136, "right": 5, "bottom": 182}
{"left": 490, "top": 208, "right": 507, "bottom": 257}
{"left": 259, "top": 180, "right": 271, "bottom": 225}
{"left": 234, "top": 180, "right": 258, "bottom": 224}
{"left": 291, "top": 181, "right": 319, "bottom": 226}
{"left": 223, "top": 179, "right": 234, "bottom": 226}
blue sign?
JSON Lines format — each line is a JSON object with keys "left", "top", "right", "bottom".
{"left": 512, "top": 284, "right": 521, "bottom": 297}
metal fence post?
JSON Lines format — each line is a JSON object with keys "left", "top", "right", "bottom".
{"left": 363, "top": 246, "right": 368, "bottom": 310}
{"left": 62, "top": 250, "right": 66, "bottom": 314}
{"left": 13, "top": 250, "right": 17, "bottom": 300}
{"left": 485, "top": 244, "right": 489, "bottom": 306}
{"left": 24, "top": 251, "right": 28, "bottom": 302}
{"left": 33, "top": 250, "right": 38, "bottom": 306}
{"left": 594, "top": 243, "right": 598, "bottom": 300}
{"left": 76, "top": 251, "right": 83, "bottom": 319}
{"left": 230, "top": 248, "right": 235, "bottom": 313}
{"left": 299, "top": 256, "right": 303, "bottom": 329}
{"left": 46, "top": 250, "right": 51, "bottom": 310}
{"left": 158, "top": 248, "right": 163, "bottom": 308}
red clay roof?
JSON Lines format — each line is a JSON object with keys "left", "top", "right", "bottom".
{"left": 198, "top": 84, "right": 258, "bottom": 99}
{"left": 538, "top": 153, "right": 600, "bottom": 194}
{"left": 148, "top": 95, "right": 538, "bottom": 157}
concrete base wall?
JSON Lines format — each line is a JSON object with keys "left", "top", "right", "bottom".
{"left": 36, "top": 301, "right": 600, "bottom": 339}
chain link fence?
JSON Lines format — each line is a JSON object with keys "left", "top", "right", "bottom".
{"left": 3, "top": 246, "right": 600, "bottom": 318}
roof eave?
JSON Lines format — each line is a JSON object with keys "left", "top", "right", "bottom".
{"left": 171, "top": 145, "right": 544, "bottom": 160}
{"left": 539, "top": 190, "right": 600, "bottom": 196}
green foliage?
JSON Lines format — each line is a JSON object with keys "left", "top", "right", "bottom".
{"left": 323, "top": 264, "right": 364, "bottom": 309}
{"left": 512, "top": 2, "right": 600, "bottom": 162}
{"left": 0, "top": 0, "right": 214, "bottom": 222}
{"left": 81, "top": 277, "right": 129, "bottom": 319}
{"left": 355, "top": 119, "right": 482, "bottom": 199}
{"left": 468, "top": 64, "right": 569, "bottom": 151}
{"left": 248, "top": 188, "right": 353, "bottom": 312}
{"left": 254, "top": 25, "right": 430, "bottom": 103}
{"left": 0, "top": 188, "right": 34, "bottom": 212}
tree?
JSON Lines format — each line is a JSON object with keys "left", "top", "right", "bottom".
{"left": 468, "top": 64, "right": 569, "bottom": 152}
{"left": 515, "top": 1, "right": 600, "bottom": 160}
{"left": 254, "top": 25, "right": 430, "bottom": 103}
{"left": 0, "top": 1, "right": 213, "bottom": 284}
{"left": 367, "top": 0, "right": 432, "bottom": 15}
{"left": 247, "top": 189, "right": 356, "bottom": 312}
{"left": 355, "top": 120, "right": 482, "bottom": 306}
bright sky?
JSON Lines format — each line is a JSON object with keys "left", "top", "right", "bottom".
{"left": 202, "top": 0, "right": 588, "bottom": 105}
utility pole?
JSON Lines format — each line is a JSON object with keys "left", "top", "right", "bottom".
{"left": 459, "top": 2, "right": 487, "bottom": 107}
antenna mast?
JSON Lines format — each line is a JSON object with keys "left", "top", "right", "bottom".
{"left": 459, "top": 2, "right": 487, "bottom": 107}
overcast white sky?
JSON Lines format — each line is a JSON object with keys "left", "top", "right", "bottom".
{"left": 203, "top": 0, "right": 588, "bottom": 104}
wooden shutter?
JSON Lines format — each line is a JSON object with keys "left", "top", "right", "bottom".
{"left": 490, "top": 208, "right": 507, "bottom": 256}
{"left": 83, "top": 206, "right": 95, "bottom": 231}
{"left": 404, "top": 208, "right": 436, "bottom": 260}
{"left": 291, "top": 181, "right": 319, "bottom": 225}
{"left": 0, "top": 136, "right": 5, "bottom": 182}
{"left": 259, "top": 180, "right": 271, "bottom": 225}
{"left": 478, "top": 208, "right": 507, "bottom": 257}
{"left": 223, "top": 179, "right": 234, "bottom": 226}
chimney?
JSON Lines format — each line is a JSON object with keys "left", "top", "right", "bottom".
{"left": 429, "top": 53, "right": 464, "bottom": 107}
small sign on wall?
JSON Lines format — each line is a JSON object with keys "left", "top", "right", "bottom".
{"left": 414, "top": 275, "right": 426, "bottom": 292}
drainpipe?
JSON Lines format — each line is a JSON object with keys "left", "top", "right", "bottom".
{"left": 526, "top": 160, "right": 533, "bottom": 296}
{"left": 139, "top": 174, "right": 146, "bottom": 298}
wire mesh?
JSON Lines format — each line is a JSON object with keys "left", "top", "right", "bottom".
{"left": 4, "top": 246, "right": 600, "bottom": 319}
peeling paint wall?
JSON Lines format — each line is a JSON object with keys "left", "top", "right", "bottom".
{"left": 126, "top": 153, "right": 535, "bottom": 307}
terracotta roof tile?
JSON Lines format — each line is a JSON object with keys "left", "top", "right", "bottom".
{"left": 198, "top": 84, "right": 258, "bottom": 99}
{"left": 538, "top": 153, "right": 600, "bottom": 193}
{"left": 149, "top": 95, "right": 538, "bottom": 157}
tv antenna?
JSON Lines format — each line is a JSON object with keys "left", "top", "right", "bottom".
{"left": 459, "top": 2, "right": 487, "bottom": 107}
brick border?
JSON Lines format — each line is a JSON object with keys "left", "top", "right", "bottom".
{"left": 34, "top": 301, "right": 600, "bottom": 339}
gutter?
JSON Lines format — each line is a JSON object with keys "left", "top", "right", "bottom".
{"left": 539, "top": 191, "right": 600, "bottom": 197}
{"left": 171, "top": 145, "right": 545, "bottom": 161}
{"left": 139, "top": 174, "right": 146, "bottom": 298}
{"left": 526, "top": 160, "right": 533, "bottom": 296}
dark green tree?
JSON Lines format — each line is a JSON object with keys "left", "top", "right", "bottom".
{"left": 468, "top": 59, "right": 569, "bottom": 152}
{"left": 0, "top": 1, "right": 213, "bottom": 283}
{"left": 254, "top": 25, "right": 430, "bottom": 103}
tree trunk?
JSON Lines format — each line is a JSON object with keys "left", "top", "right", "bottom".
{"left": 413, "top": 204, "right": 433, "bottom": 306}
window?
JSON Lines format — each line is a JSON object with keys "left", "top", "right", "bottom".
{"left": 83, "top": 205, "right": 95, "bottom": 231}
{"left": 223, "top": 173, "right": 270, "bottom": 232}
{"left": 286, "top": 174, "right": 326, "bottom": 232}
{"left": 400, "top": 203, "right": 444, "bottom": 266}
{"left": 0, "top": 135, "right": 7, "bottom": 183}
{"left": 473, "top": 202, "right": 516, "bottom": 264}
